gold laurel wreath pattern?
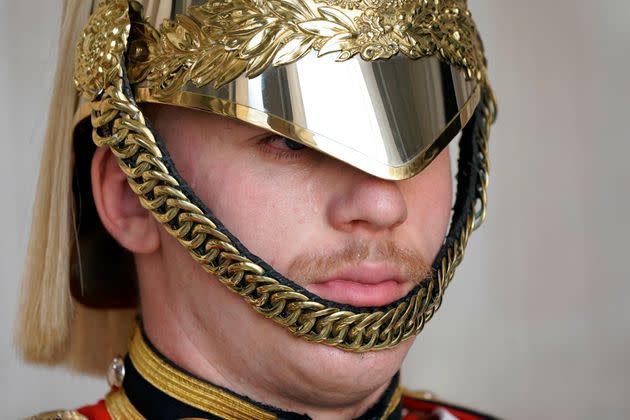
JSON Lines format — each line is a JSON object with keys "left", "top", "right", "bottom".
{"left": 126, "top": 0, "right": 485, "bottom": 95}
{"left": 75, "top": 0, "right": 495, "bottom": 351}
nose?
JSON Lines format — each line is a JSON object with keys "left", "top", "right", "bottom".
{"left": 327, "top": 173, "right": 408, "bottom": 233}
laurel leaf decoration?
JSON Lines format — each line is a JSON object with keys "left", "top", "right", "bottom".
{"left": 189, "top": 49, "right": 231, "bottom": 86}
{"left": 273, "top": 34, "right": 316, "bottom": 66}
{"left": 241, "top": 26, "right": 281, "bottom": 57}
{"left": 215, "top": 57, "right": 250, "bottom": 87}
{"left": 268, "top": 0, "right": 316, "bottom": 21}
{"left": 127, "top": 0, "right": 485, "bottom": 96}
{"left": 139, "top": 16, "right": 210, "bottom": 96}
{"left": 318, "top": 33, "right": 355, "bottom": 57}
{"left": 227, "top": 16, "right": 279, "bottom": 37}
{"left": 246, "top": 41, "right": 284, "bottom": 77}
{"left": 317, "top": 6, "right": 355, "bottom": 30}
{"left": 297, "top": 20, "right": 348, "bottom": 37}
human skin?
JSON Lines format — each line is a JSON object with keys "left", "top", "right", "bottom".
{"left": 91, "top": 104, "right": 453, "bottom": 419}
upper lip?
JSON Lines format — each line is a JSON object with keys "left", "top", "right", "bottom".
{"left": 310, "top": 262, "right": 407, "bottom": 286}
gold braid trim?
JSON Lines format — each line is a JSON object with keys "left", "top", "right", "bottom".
{"left": 105, "top": 330, "right": 402, "bottom": 419}
{"left": 74, "top": 0, "right": 496, "bottom": 352}
{"left": 127, "top": 329, "right": 277, "bottom": 420}
{"left": 381, "top": 385, "right": 403, "bottom": 419}
{"left": 106, "top": 389, "right": 144, "bottom": 420}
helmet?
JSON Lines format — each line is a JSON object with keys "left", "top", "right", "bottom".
{"left": 18, "top": 0, "right": 496, "bottom": 372}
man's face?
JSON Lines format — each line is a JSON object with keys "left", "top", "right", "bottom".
{"left": 138, "top": 104, "right": 453, "bottom": 408}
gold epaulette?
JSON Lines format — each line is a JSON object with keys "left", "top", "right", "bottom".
{"left": 24, "top": 410, "right": 88, "bottom": 420}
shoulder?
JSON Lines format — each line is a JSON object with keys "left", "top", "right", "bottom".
{"left": 26, "top": 400, "right": 111, "bottom": 420}
{"left": 401, "top": 388, "right": 501, "bottom": 420}
{"left": 24, "top": 411, "right": 89, "bottom": 420}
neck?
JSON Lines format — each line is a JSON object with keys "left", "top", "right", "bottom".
{"left": 131, "top": 324, "right": 401, "bottom": 419}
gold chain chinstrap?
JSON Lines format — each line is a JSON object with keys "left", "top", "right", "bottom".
{"left": 77, "top": 0, "right": 496, "bottom": 352}
{"left": 87, "top": 80, "right": 494, "bottom": 351}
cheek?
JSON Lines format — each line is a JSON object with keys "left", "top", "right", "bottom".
{"left": 209, "top": 166, "right": 322, "bottom": 268}
{"left": 167, "top": 136, "right": 320, "bottom": 270}
{"left": 402, "top": 150, "right": 453, "bottom": 259}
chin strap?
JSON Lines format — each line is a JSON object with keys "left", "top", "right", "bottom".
{"left": 75, "top": 0, "right": 497, "bottom": 354}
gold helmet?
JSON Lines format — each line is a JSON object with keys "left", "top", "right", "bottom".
{"left": 18, "top": 0, "right": 495, "bottom": 372}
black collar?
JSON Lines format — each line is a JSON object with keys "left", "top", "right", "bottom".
{"left": 113, "top": 328, "right": 402, "bottom": 419}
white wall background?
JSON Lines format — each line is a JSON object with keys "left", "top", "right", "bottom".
{"left": 1, "top": 1, "right": 628, "bottom": 419}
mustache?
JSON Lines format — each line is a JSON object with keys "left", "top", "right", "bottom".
{"left": 287, "top": 240, "right": 432, "bottom": 285}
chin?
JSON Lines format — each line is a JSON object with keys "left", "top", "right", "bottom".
{"left": 272, "top": 331, "right": 415, "bottom": 407}
{"left": 181, "top": 269, "right": 416, "bottom": 408}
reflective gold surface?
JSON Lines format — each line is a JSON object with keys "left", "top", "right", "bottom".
{"left": 129, "top": 0, "right": 485, "bottom": 90}
{"left": 74, "top": 0, "right": 129, "bottom": 100}
{"left": 125, "top": 0, "right": 486, "bottom": 178}
{"left": 136, "top": 78, "right": 480, "bottom": 180}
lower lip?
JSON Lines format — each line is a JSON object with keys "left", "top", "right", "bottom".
{"left": 307, "top": 279, "right": 406, "bottom": 307}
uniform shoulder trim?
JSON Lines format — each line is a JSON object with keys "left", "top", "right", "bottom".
{"left": 25, "top": 410, "right": 89, "bottom": 420}
{"left": 27, "top": 400, "right": 111, "bottom": 420}
{"left": 401, "top": 388, "right": 501, "bottom": 420}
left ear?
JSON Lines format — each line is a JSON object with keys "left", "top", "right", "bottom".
{"left": 91, "top": 147, "right": 161, "bottom": 254}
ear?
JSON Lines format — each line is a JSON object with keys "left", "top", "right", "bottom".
{"left": 91, "top": 147, "right": 160, "bottom": 254}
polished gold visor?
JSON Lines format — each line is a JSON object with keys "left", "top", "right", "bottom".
{"left": 136, "top": 53, "right": 479, "bottom": 180}
{"left": 124, "top": 0, "right": 485, "bottom": 180}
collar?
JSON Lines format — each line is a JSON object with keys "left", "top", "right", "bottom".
{"left": 105, "top": 328, "right": 402, "bottom": 419}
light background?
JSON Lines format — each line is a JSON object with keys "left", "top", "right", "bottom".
{"left": 1, "top": 1, "right": 629, "bottom": 419}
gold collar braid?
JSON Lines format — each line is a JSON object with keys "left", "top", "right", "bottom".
{"left": 109, "top": 329, "right": 277, "bottom": 419}
{"left": 105, "top": 328, "right": 403, "bottom": 419}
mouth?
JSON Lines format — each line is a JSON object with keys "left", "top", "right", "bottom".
{"left": 306, "top": 262, "right": 410, "bottom": 307}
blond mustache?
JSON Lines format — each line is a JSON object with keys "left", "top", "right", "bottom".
{"left": 287, "top": 241, "right": 432, "bottom": 286}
